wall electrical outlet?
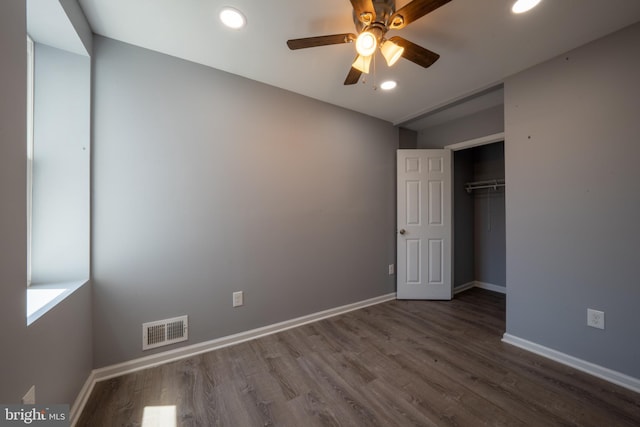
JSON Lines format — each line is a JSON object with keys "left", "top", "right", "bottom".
{"left": 22, "top": 385, "right": 36, "bottom": 404}
{"left": 233, "top": 291, "right": 244, "bottom": 307}
{"left": 587, "top": 308, "right": 605, "bottom": 329}
{"left": 388, "top": 264, "right": 395, "bottom": 275}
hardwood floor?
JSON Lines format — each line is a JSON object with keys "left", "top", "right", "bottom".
{"left": 77, "top": 289, "right": 640, "bottom": 426}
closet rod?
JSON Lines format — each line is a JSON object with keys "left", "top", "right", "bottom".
{"left": 465, "top": 179, "right": 505, "bottom": 193}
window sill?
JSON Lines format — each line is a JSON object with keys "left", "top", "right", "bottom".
{"left": 27, "top": 280, "right": 88, "bottom": 326}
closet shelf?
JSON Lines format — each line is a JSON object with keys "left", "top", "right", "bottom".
{"left": 465, "top": 179, "right": 505, "bottom": 193}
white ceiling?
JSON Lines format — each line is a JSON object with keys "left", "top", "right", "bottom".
{"left": 77, "top": 0, "right": 640, "bottom": 127}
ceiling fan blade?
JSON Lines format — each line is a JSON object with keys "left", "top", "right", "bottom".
{"left": 389, "top": 0, "right": 451, "bottom": 30}
{"left": 344, "top": 66, "right": 363, "bottom": 85}
{"left": 287, "top": 34, "right": 356, "bottom": 50}
{"left": 350, "top": 0, "right": 376, "bottom": 24}
{"left": 389, "top": 36, "right": 440, "bottom": 68}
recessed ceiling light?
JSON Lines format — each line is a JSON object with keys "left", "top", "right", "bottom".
{"left": 512, "top": 0, "right": 542, "bottom": 14}
{"left": 220, "top": 7, "right": 246, "bottom": 29}
{"left": 380, "top": 80, "right": 397, "bottom": 91}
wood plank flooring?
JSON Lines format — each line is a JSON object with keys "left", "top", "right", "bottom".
{"left": 77, "top": 289, "right": 640, "bottom": 426}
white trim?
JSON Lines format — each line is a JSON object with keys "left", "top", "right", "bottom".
{"left": 473, "top": 281, "right": 506, "bottom": 294}
{"left": 27, "top": 280, "right": 88, "bottom": 325}
{"left": 445, "top": 132, "right": 505, "bottom": 152}
{"left": 454, "top": 281, "right": 506, "bottom": 295}
{"left": 26, "top": 35, "right": 34, "bottom": 287}
{"left": 453, "top": 281, "right": 475, "bottom": 294}
{"left": 502, "top": 333, "right": 640, "bottom": 394}
{"left": 69, "top": 373, "right": 95, "bottom": 427}
{"left": 69, "top": 292, "right": 396, "bottom": 425}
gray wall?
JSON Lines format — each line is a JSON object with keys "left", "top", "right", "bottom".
{"left": 505, "top": 22, "right": 640, "bottom": 378}
{"left": 91, "top": 36, "right": 398, "bottom": 367}
{"left": 417, "top": 104, "right": 504, "bottom": 149}
{"left": 31, "top": 43, "right": 90, "bottom": 284}
{"left": 398, "top": 127, "right": 417, "bottom": 149}
{"left": 0, "top": 0, "right": 29, "bottom": 403}
{"left": 0, "top": 0, "right": 92, "bottom": 405}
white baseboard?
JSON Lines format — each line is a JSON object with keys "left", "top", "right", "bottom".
{"left": 70, "top": 292, "right": 396, "bottom": 425}
{"left": 502, "top": 333, "right": 640, "bottom": 394}
{"left": 453, "top": 281, "right": 475, "bottom": 294}
{"left": 454, "top": 281, "right": 506, "bottom": 295}
{"left": 70, "top": 372, "right": 96, "bottom": 427}
{"left": 473, "top": 281, "right": 506, "bottom": 294}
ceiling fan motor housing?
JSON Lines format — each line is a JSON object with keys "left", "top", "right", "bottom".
{"left": 353, "top": 0, "right": 396, "bottom": 33}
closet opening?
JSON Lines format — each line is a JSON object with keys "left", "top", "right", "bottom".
{"left": 452, "top": 141, "right": 506, "bottom": 295}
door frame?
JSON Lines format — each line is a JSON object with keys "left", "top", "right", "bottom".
{"left": 444, "top": 131, "right": 506, "bottom": 295}
{"left": 445, "top": 132, "right": 505, "bottom": 152}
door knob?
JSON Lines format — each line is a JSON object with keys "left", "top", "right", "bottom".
{"left": 399, "top": 229, "right": 406, "bottom": 235}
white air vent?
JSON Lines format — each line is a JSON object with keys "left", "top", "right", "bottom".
{"left": 142, "top": 315, "right": 188, "bottom": 350}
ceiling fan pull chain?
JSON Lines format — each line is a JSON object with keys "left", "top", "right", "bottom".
{"left": 373, "top": 52, "right": 378, "bottom": 90}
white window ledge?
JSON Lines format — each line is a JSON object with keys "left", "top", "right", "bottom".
{"left": 27, "top": 280, "right": 88, "bottom": 325}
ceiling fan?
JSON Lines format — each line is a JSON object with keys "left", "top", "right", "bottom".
{"left": 287, "top": 0, "right": 451, "bottom": 85}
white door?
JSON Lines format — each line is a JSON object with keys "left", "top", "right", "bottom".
{"left": 397, "top": 149, "right": 452, "bottom": 300}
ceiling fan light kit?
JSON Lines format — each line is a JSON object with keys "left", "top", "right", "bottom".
{"left": 355, "top": 30, "right": 379, "bottom": 56}
{"left": 286, "top": 0, "right": 452, "bottom": 85}
{"left": 352, "top": 54, "right": 373, "bottom": 73}
{"left": 380, "top": 39, "right": 404, "bottom": 66}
